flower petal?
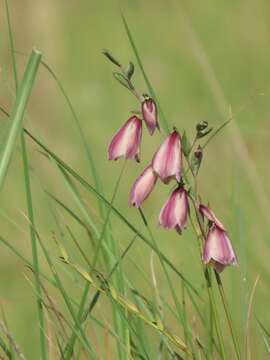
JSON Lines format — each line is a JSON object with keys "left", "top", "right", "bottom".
{"left": 129, "top": 165, "right": 157, "bottom": 208}
{"left": 142, "top": 98, "right": 159, "bottom": 135}
{"left": 152, "top": 129, "right": 182, "bottom": 183}
{"left": 203, "top": 225, "right": 238, "bottom": 272}
{"left": 159, "top": 187, "right": 189, "bottom": 231}
{"left": 199, "top": 204, "right": 226, "bottom": 231}
{"left": 108, "top": 116, "right": 142, "bottom": 161}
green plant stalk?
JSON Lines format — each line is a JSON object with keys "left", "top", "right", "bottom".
{"left": 206, "top": 270, "right": 226, "bottom": 359}
{"left": 214, "top": 271, "right": 241, "bottom": 360}
{"left": 21, "top": 134, "right": 48, "bottom": 359}
{"left": 4, "top": 3, "right": 47, "bottom": 357}
{"left": 181, "top": 272, "right": 189, "bottom": 360}
{"left": 91, "top": 161, "right": 126, "bottom": 271}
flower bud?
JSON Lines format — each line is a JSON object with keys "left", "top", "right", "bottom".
{"left": 159, "top": 187, "right": 189, "bottom": 233}
{"left": 129, "top": 165, "right": 157, "bottom": 208}
{"left": 108, "top": 116, "right": 142, "bottom": 162}
{"left": 196, "top": 120, "right": 213, "bottom": 138}
{"left": 141, "top": 97, "right": 159, "bottom": 135}
{"left": 102, "top": 49, "right": 121, "bottom": 67}
{"left": 203, "top": 224, "right": 238, "bottom": 273}
{"left": 191, "top": 145, "right": 203, "bottom": 175}
{"left": 152, "top": 129, "right": 182, "bottom": 183}
{"left": 125, "top": 61, "right": 135, "bottom": 80}
{"left": 196, "top": 120, "right": 208, "bottom": 132}
{"left": 199, "top": 204, "right": 226, "bottom": 231}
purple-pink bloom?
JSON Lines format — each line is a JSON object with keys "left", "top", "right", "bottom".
{"left": 141, "top": 98, "right": 159, "bottom": 135}
{"left": 199, "top": 204, "right": 226, "bottom": 231}
{"left": 203, "top": 224, "right": 238, "bottom": 273}
{"left": 152, "top": 129, "right": 182, "bottom": 184}
{"left": 108, "top": 116, "right": 142, "bottom": 162}
{"left": 159, "top": 187, "right": 189, "bottom": 233}
{"left": 129, "top": 165, "right": 157, "bottom": 208}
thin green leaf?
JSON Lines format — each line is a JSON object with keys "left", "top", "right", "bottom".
{"left": 0, "top": 49, "right": 41, "bottom": 189}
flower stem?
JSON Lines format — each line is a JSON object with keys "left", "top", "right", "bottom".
{"left": 214, "top": 271, "right": 241, "bottom": 360}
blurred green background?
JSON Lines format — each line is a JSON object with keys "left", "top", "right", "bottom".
{"left": 0, "top": 0, "right": 270, "bottom": 358}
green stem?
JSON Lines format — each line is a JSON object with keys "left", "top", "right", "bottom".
{"left": 214, "top": 271, "right": 241, "bottom": 360}
{"left": 91, "top": 161, "right": 126, "bottom": 270}
{"left": 21, "top": 134, "right": 48, "bottom": 360}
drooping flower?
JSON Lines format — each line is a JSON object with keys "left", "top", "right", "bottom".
{"left": 152, "top": 129, "right": 182, "bottom": 184}
{"left": 159, "top": 186, "right": 189, "bottom": 233}
{"left": 200, "top": 204, "right": 237, "bottom": 272}
{"left": 108, "top": 116, "right": 142, "bottom": 162}
{"left": 129, "top": 165, "right": 157, "bottom": 208}
{"left": 141, "top": 97, "right": 159, "bottom": 135}
{"left": 203, "top": 224, "right": 238, "bottom": 273}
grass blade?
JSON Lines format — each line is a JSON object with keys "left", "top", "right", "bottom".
{"left": 4, "top": 3, "right": 47, "bottom": 358}
{"left": 0, "top": 48, "right": 41, "bottom": 188}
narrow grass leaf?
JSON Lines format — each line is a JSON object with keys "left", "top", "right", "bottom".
{"left": 0, "top": 49, "right": 41, "bottom": 188}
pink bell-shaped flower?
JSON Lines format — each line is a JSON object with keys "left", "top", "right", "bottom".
{"left": 141, "top": 97, "right": 159, "bottom": 135}
{"left": 129, "top": 165, "right": 157, "bottom": 208}
{"left": 200, "top": 204, "right": 237, "bottom": 272}
{"left": 159, "top": 186, "right": 189, "bottom": 233}
{"left": 152, "top": 129, "right": 182, "bottom": 184}
{"left": 108, "top": 116, "right": 142, "bottom": 162}
{"left": 203, "top": 224, "right": 238, "bottom": 273}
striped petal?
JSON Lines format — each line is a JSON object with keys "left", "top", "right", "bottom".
{"left": 159, "top": 187, "right": 189, "bottom": 232}
{"left": 199, "top": 204, "right": 226, "bottom": 231}
{"left": 142, "top": 98, "right": 159, "bottom": 135}
{"left": 129, "top": 165, "right": 157, "bottom": 208}
{"left": 108, "top": 116, "right": 142, "bottom": 162}
{"left": 203, "top": 225, "right": 238, "bottom": 273}
{"left": 152, "top": 129, "right": 182, "bottom": 183}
